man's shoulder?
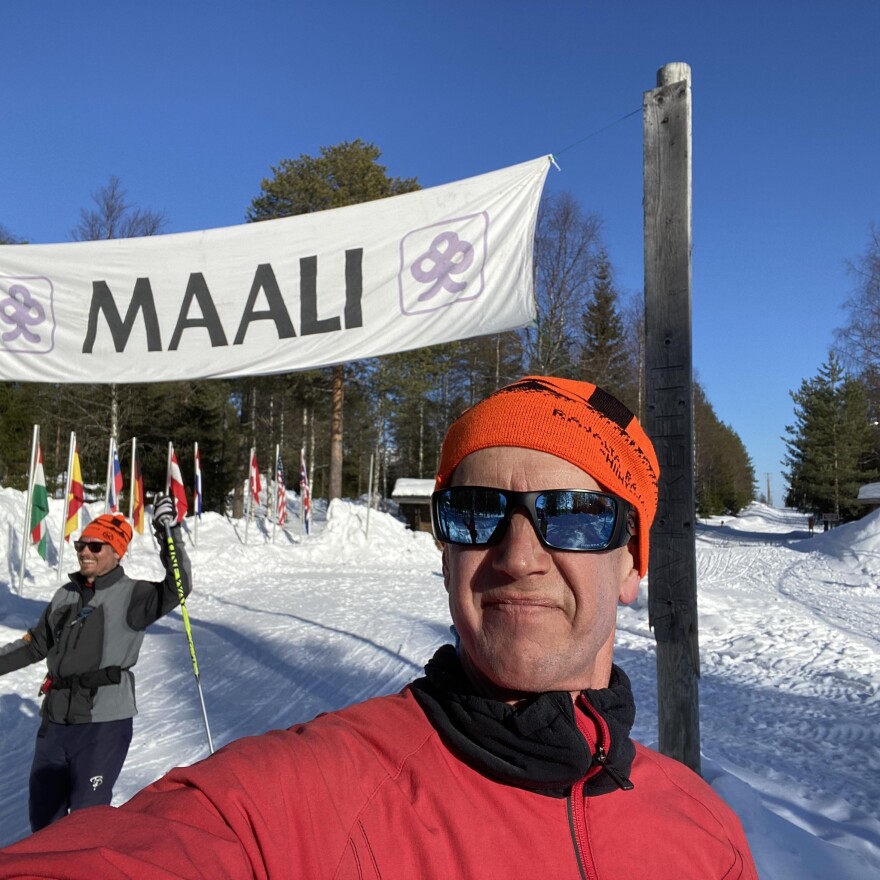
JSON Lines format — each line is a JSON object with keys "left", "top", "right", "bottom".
{"left": 201, "top": 688, "right": 429, "bottom": 761}
{"left": 287, "top": 687, "right": 434, "bottom": 761}
{"left": 633, "top": 742, "right": 718, "bottom": 791}
{"left": 154, "top": 688, "right": 435, "bottom": 807}
{"left": 631, "top": 741, "right": 746, "bottom": 828}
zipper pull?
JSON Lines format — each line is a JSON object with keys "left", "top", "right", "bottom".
{"left": 594, "top": 745, "right": 634, "bottom": 791}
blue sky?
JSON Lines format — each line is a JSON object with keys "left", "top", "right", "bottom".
{"left": 4, "top": 1, "right": 878, "bottom": 503}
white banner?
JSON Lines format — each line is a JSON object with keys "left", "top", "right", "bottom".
{"left": 0, "top": 157, "right": 550, "bottom": 384}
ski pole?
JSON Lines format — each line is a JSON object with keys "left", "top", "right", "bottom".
{"left": 164, "top": 523, "right": 215, "bottom": 755}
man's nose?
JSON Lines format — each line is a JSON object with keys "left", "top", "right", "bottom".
{"left": 491, "top": 509, "right": 552, "bottom": 576}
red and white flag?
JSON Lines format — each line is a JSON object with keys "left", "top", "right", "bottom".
{"left": 168, "top": 445, "right": 189, "bottom": 523}
{"left": 249, "top": 450, "right": 262, "bottom": 506}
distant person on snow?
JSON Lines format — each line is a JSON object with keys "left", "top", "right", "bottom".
{"left": 0, "top": 378, "right": 757, "bottom": 879}
{"left": 0, "top": 497, "right": 190, "bottom": 833}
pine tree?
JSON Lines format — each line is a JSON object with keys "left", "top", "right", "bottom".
{"left": 248, "top": 140, "right": 421, "bottom": 500}
{"left": 577, "top": 251, "right": 638, "bottom": 410}
{"left": 783, "top": 353, "right": 878, "bottom": 518}
{"left": 694, "top": 382, "right": 756, "bottom": 515}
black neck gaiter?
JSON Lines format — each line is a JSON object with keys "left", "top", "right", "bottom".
{"left": 411, "top": 644, "right": 636, "bottom": 798}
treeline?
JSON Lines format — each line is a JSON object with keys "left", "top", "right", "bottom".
{"left": 784, "top": 229, "right": 880, "bottom": 519}
{"left": 0, "top": 141, "right": 756, "bottom": 517}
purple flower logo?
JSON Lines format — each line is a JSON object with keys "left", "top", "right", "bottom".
{"left": 399, "top": 213, "right": 487, "bottom": 315}
{"left": 0, "top": 276, "right": 56, "bottom": 354}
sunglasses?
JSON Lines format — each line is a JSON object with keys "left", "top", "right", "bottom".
{"left": 74, "top": 540, "right": 108, "bottom": 554}
{"left": 432, "top": 486, "right": 632, "bottom": 552}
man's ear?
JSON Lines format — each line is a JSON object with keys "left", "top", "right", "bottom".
{"left": 441, "top": 545, "right": 451, "bottom": 593}
{"left": 617, "top": 544, "right": 641, "bottom": 605}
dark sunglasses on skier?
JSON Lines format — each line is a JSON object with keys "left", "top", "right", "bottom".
{"left": 431, "top": 486, "right": 633, "bottom": 552}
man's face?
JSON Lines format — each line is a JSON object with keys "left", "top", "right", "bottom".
{"left": 442, "top": 447, "right": 640, "bottom": 698}
{"left": 77, "top": 541, "right": 120, "bottom": 579}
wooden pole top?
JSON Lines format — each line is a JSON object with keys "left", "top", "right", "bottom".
{"left": 657, "top": 62, "right": 691, "bottom": 87}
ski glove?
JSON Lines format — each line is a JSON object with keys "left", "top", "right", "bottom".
{"left": 152, "top": 495, "right": 178, "bottom": 536}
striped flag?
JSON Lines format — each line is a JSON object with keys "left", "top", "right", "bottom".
{"left": 30, "top": 445, "right": 49, "bottom": 560}
{"left": 194, "top": 446, "right": 203, "bottom": 518}
{"left": 64, "top": 447, "right": 84, "bottom": 542}
{"left": 300, "top": 447, "right": 311, "bottom": 535}
{"left": 133, "top": 454, "right": 145, "bottom": 534}
{"left": 168, "top": 446, "right": 189, "bottom": 523}
{"left": 108, "top": 443, "right": 124, "bottom": 512}
{"left": 276, "top": 452, "right": 287, "bottom": 526}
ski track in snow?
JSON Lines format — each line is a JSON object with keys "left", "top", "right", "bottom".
{"left": 0, "top": 491, "right": 878, "bottom": 877}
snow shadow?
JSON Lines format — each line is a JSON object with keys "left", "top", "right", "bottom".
{"left": 0, "top": 587, "right": 54, "bottom": 629}
{"left": 612, "top": 644, "right": 880, "bottom": 828}
{"left": 697, "top": 525, "right": 811, "bottom": 547}
{"left": 150, "top": 604, "right": 433, "bottom": 743}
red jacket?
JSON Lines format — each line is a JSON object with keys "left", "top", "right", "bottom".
{"left": 0, "top": 685, "right": 755, "bottom": 879}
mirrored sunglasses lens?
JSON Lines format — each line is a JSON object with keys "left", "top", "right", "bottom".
{"left": 538, "top": 491, "right": 617, "bottom": 550}
{"left": 438, "top": 488, "right": 506, "bottom": 544}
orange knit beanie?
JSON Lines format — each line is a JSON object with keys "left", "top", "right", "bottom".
{"left": 435, "top": 376, "right": 660, "bottom": 576}
{"left": 81, "top": 514, "right": 133, "bottom": 558}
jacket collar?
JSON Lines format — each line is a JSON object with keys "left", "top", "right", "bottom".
{"left": 411, "top": 644, "right": 636, "bottom": 798}
{"left": 70, "top": 565, "right": 125, "bottom": 591}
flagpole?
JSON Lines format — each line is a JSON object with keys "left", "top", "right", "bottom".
{"left": 104, "top": 437, "right": 115, "bottom": 514}
{"left": 165, "top": 441, "right": 173, "bottom": 495}
{"left": 127, "top": 437, "right": 137, "bottom": 557}
{"left": 17, "top": 424, "right": 40, "bottom": 594}
{"left": 57, "top": 431, "right": 76, "bottom": 584}
{"left": 128, "top": 437, "right": 137, "bottom": 523}
{"left": 365, "top": 452, "right": 374, "bottom": 540}
{"left": 272, "top": 443, "right": 279, "bottom": 544}
{"left": 193, "top": 441, "right": 199, "bottom": 548}
{"left": 300, "top": 446, "right": 305, "bottom": 543}
{"left": 244, "top": 447, "right": 254, "bottom": 545}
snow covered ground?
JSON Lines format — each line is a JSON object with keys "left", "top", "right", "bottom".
{"left": 1, "top": 488, "right": 878, "bottom": 878}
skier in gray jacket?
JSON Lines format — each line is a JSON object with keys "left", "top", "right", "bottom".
{"left": 0, "top": 497, "right": 191, "bottom": 831}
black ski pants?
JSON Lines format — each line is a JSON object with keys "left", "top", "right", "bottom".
{"left": 28, "top": 717, "right": 133, "bottom": 832}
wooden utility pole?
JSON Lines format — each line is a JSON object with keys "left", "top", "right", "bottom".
{"left": 643, "top": 62, "right": 701, "bottom": 773}
{"left": 329, "top": 364, "right": 344, "bottom": 500}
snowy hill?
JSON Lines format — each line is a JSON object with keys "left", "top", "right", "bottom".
{"left": 1, "top": 491, "right": 878, "bottom": 877}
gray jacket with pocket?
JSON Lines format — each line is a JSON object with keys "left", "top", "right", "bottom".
{"left": 0, "top": 534, "right": 191, "bottom": 724}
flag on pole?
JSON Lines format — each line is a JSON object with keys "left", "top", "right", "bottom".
{"left": 168, "top": 446, "right": 189, "bottom": 523}
{"left": 114, "top": 447, "right": 124, "bottom": 505}
{"left": 249, "top": 451, "right": 262, "bottom": 506}
{"left": 133, "top": 454, "right": 145, "bottom": 534}
{"left": 194, "top": 446, "right": 203, "bottom": 519}
{"left": 276, "top": 452, "right": 287, "bottom": 526}
{"left": 300, "top": 447, "right": 311, "bottom": 535}
{"left": 30, "top": 445, "right": 49, "bottom": 560}
{"left": 64, "top": 447, "right": 84, "bottom": 542}
{"left": 108, "top": 442, "right": 123, "bottom": 512}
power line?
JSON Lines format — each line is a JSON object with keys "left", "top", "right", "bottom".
{"left": 551, "top": 107, "right": 642, "bottom": 166}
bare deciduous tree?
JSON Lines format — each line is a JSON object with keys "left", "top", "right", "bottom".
{"left": 72, "top": 175, "right": 166, "bottom": 241}
{"left": 0, "top": 224, "right": 23, "bottom": 244}
{"left": 521, "top": 192, "right": 603, "bottom": 375}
